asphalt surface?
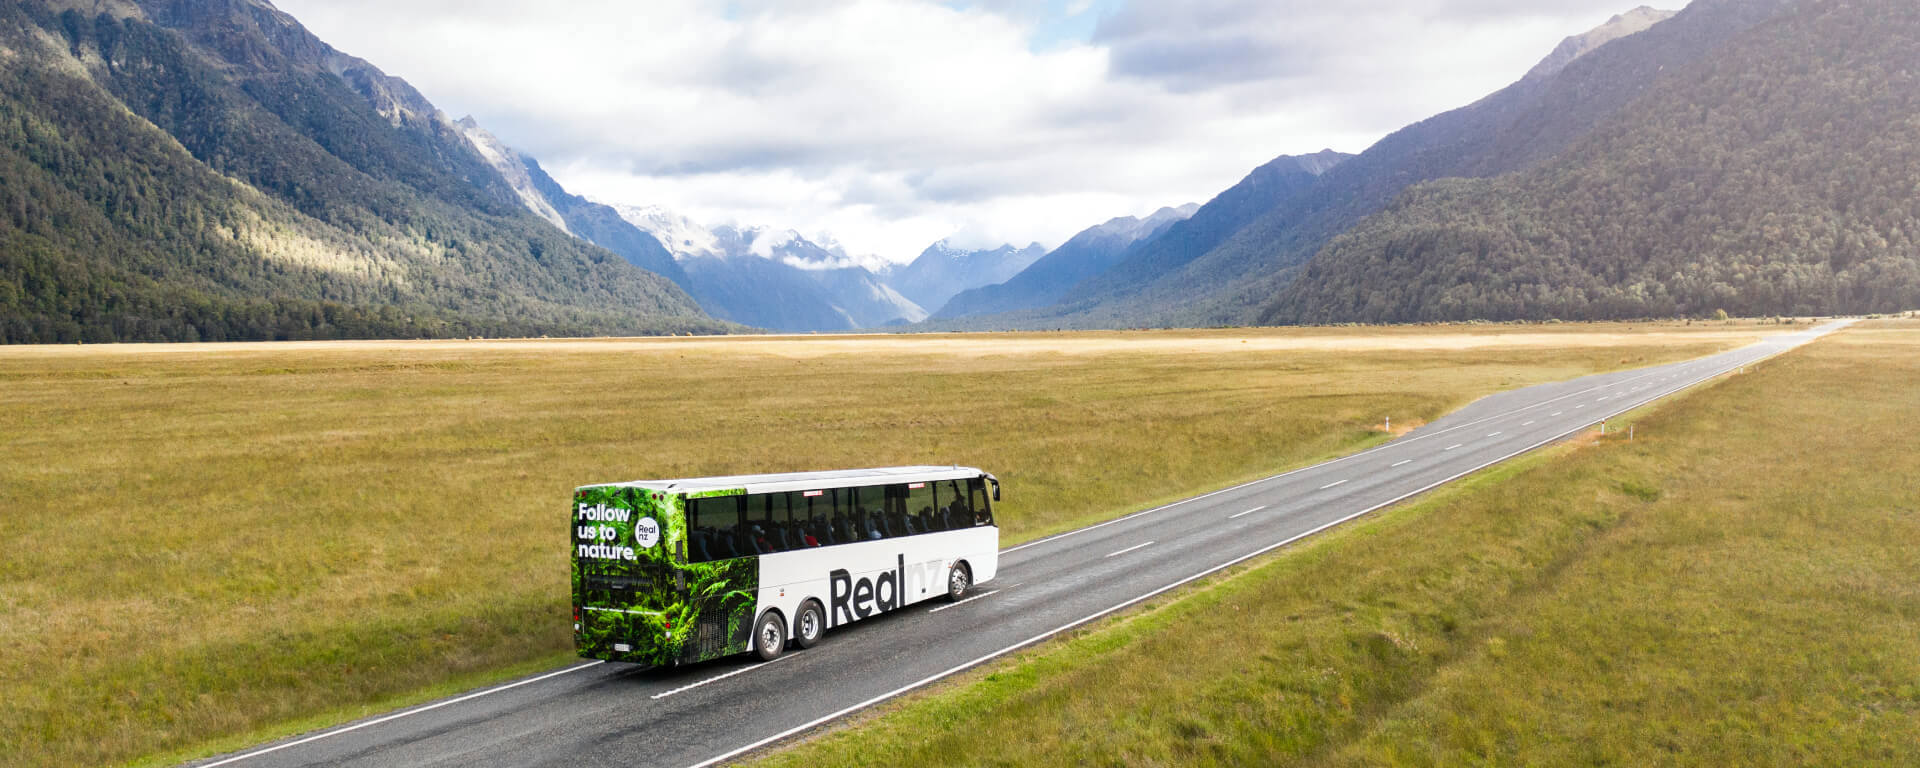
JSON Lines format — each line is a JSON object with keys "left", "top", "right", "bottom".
{"left": 189, "top": 320, "right": 1852, "bottom": 768}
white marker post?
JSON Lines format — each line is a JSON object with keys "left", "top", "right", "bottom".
{"left": 1385, "top": 416, "right": 1390, "bottom": 432}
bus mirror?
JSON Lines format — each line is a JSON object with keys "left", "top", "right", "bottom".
{"left": 988, "top": 476, "right": 1001, "bottom": 502}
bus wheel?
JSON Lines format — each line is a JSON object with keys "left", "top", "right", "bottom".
{"left": 794, "top": 601, "right": 825, "bottom": 649}
{"left": 753, "top": 611, "right": 787, "bottom": 661}
{"left": 945, "top": 562, "right": 972, "bottom": 602}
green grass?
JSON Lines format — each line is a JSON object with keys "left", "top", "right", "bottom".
{"left": 750, "top": 320, "right": 1920, "bottom": 767}
{"left": 0, "top": 323, "right": 1765, "bottom": 767}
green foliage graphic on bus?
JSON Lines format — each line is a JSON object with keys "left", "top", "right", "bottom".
{"left": 572, "top": 486, "right": 758, "bottom": 666}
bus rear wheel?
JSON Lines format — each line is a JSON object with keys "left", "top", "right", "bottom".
{"left": 753, "top": 611, "right": 787, "bottom": 661}
{"left": 794, "top": 600, "right": 825, "bottom": 649}
{"left": 946, "top": 562, "right": 971, "bottom": 602}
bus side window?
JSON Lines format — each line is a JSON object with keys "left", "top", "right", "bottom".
{"left": 687, "top": 496, "right": 740, "bottom": 562}
{"left": 968, "top": 478, "right": 993, "bottom": 526}
{"left": 905, "top": 482, "right": 937, "bottom": 534}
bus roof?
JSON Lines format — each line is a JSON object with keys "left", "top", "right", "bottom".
{"left": 578, "top": 465, "right": 988, "bottom": 496}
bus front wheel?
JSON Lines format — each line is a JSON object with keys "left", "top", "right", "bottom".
{"left": 946, "top": 562, "right": 972, "bottom": 602}
{"left": 753, "top": 611, "right": 787, "bottom": 661}
{"left": 794, "top": 600, "right": 825, "bottom": 649}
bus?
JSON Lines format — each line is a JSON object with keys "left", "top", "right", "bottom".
{"left": 572, "top": 466, "right": 1000, "bottom": 666}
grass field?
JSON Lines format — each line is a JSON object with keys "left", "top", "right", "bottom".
{"left": 0, "top": 322, "right": 1775, "bottom": 767}
{"left": 750, "top": 319, "right": 1920, "bottom": 768}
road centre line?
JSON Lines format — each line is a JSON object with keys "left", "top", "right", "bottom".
{"left": 1445, "top": 444, "right": 1463, "bottom": 451}
{"left": 999, "top": 356, "right": 1718, "bottom": 556}
{"left": 1391, "top": 460, "right": 1412, "bottom": 468}
{"left": 1552, "top": 411, "right": 1563, "bottom": 416}
{"left": 652, "top": 655, "right": 793, "bottom": 700}
{"left": 681, "top": 323, "right": 1849, "bottom": 768}
{"left": 1319, "top": 479, "right": 1349, "bottom": 490}
{"left": 1104, "top": 541, "right": 1156, "bottom": 558}
{"left": 1522, "top": 421, "right": 1536, "bottom": 426}
{"left": 1487, "top": 431, "right": 1502, "bottom": 437}
{"left": 927, "top": 585, "right": 1015, "bottom": 614}
{"left": 1228, "top": 505, "right": 1267, "bottom": 519}
{"left": 196, "top": 660, "right": 608, "bottom": 767}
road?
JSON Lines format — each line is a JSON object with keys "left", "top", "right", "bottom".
{"left": 189, "top": 320, "right": 1851, "bottom": 768}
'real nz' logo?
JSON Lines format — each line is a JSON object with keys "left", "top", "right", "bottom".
{"left": 828, "top": 555, "right": 947, "bottom": 626}
{"left": 574, "top": 503, "right": 659, "bottom": 561}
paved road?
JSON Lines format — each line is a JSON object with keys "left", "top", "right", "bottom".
{"left": 190, "top": 320, "right": 1851, "bottom": 768}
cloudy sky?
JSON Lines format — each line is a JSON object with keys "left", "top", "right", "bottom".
{"left": 274, "top": 0, "right": 1665, "bottom": 262}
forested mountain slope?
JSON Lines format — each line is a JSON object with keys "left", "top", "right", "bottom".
{"left": 996, "top": 0, "right": 1792, "bottom": 329}
{"left": 0, "top": 0, "right": 721, "bottom": 342}
{"left": 1266, "top": 0, "right": 1920, "bottom": 323}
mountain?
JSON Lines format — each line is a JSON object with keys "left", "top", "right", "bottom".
{"left": 0, "top": 0, "right": 722, "bottom": 342}
{"left": 887, "top": 240, "right": 1048, "bottom": 313}
{"left": 611, "top": 208, "right": 925, "bottom": 331}
{"left": 457, "top": 118, "right": 690, "bottom": 290}
{"left": 1265, "top": 0, "right": 1920, "bottom": 323}
{"left": 1523, "top": 6, "right": 1678, "bottom": 82}
{"left": 979, "top": 2, "right": 1798, "bottom": 329}
{"left": 1042, "top": 150, "right": 1350, "bottom": 324}
{"left": 934, "top": 204, "right": 1198, "bottom": 320}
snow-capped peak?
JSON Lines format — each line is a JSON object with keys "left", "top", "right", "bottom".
{"left": 611, "top": 204, "right": 723, "bottom": 261}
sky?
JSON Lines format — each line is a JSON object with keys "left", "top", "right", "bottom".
{"left": 273, "top": 0, "right": 1669, "bottom": 262}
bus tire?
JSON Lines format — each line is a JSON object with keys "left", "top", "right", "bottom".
{"left": 753, "top": 610, "right": 787, "bottom": 661}
{"left": 794, "top": 600, "right": 826, "bottom": 649}
{"left": 945, "top": 561, "right": 971, "bottom": 602}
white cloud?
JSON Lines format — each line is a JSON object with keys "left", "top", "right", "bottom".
{"left": 272, "top": 0, "right": 1661, "bottom": 262}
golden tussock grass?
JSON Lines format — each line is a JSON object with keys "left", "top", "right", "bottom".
{"left": 751, "top": 320, "right": 1919, "bottom": 768}
{"left": 0, "top": 322, "right": 1772, "bottom": 766}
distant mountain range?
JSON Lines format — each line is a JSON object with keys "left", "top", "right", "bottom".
{"left": 935, "top": 205, "right": 1198, "bottom": 321}
{"left": 6, "top": 0, "right": 1915, "bottom": 341}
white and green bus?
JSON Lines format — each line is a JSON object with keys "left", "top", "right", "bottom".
{"left": 572, "top": 466, "right": 1000, "bottom": 666}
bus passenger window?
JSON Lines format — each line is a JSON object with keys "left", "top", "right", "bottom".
{"left": 968, "top": 478, "right": 993, "bottom": 526}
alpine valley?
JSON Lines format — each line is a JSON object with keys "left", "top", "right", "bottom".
{"left": 5, "top": 0, "right": 1917, "bottom": 343}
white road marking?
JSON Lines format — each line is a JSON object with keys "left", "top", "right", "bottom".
{"left": 1319, "top": 479, "right": 1349, "bottom": 490}
{"left": 1391, "top": 460, "right": 1412, "bottom": 468}
{"left": 1522, "top": 421, "right": 1536, "bottom": 426}
{"left": 195, "top": 660, "right": 608, "bottom": 767}
{"left": 1445, "top": 444, "right": 1463, "bottom": 451}
{"left": 1487, "top": 431, "right": 1502, "bottom": 437}
{"left": 1228, "top": 505, "right": 1267, "bottom": 519}
{"left": 1104, "top": 541, "right": 1156, "bottom": 558}
{"left": 1000, "top": 354, "right": 1729, "bottom": 557}
{"left": 927, "top": 585, "right": 1016, "bottom": 613}
{"left": 1552, "top": 411, "right": 1564, "bottom": 416}
{"left": 652, "top": 655, "right": 793, "bottom": 700}
{"left": 682, "top": 322, "right": 1854, "bottom": 768}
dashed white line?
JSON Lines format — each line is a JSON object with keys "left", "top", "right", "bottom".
{"left": 652, "top": 656, "right": 792, "bottom": 700}
{"left": 1390, "top": 459, "right": 1413, "bottom": 468}
{"left": 1319, "top": 479, "right": 1349, "bottom": 490}
{"left": 927, "top": 585, "right": 1015, "bottom": 613}
{"left": 1521, "top": 421, "right": 1536, "bottom": 426}
{"left": 1445, "top": 444, "right": 1463, "bottom": 451}
{"left": 1228, "top": 505, "right": 1267, "bottom": 520}
{"left": 1487, "top": 431, "right": 1503, "bottom": 437}
{"left": 682, "top": 321, "right": 1854, "bottom": 768}
{"left": 1552, "top": 411, "right": 1564, "bottom": 416}
{"left": 1104, "top": 541, "right": 1156, "bottom": 559}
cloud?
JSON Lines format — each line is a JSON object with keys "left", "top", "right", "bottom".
{"left": 272, "top": 0, "right": 1657, "bottom": 261}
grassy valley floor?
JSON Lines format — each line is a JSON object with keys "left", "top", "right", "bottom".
{"left": 0, "top": 322, "right": 1776, "bottom": 766}
{"left": 750, "top": 319, "right": 1920, "bottom": 767}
